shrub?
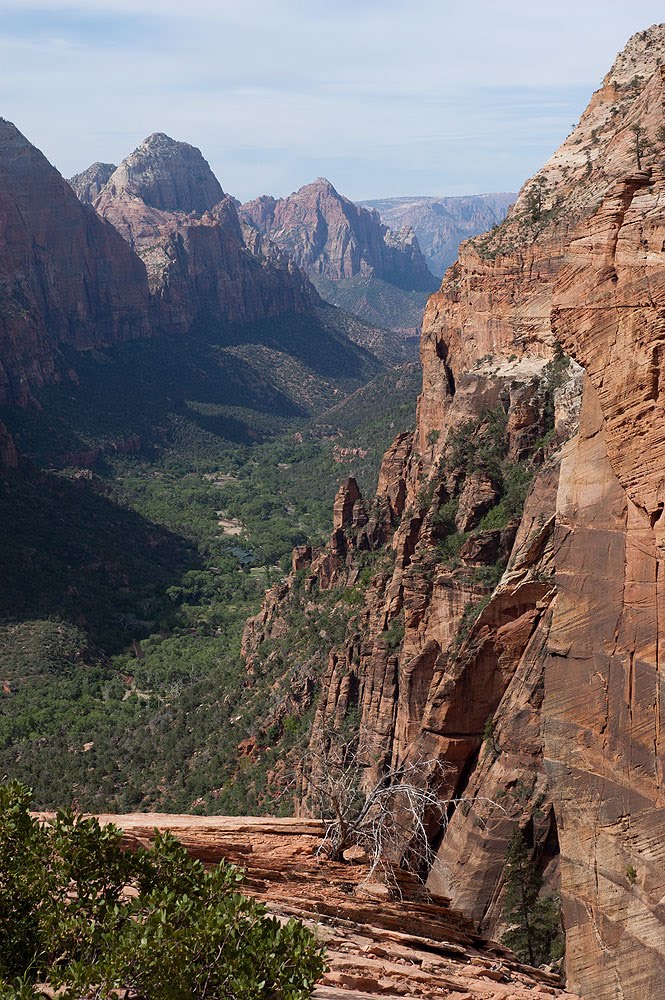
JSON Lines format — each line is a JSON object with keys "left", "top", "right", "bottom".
{"left": 383, "top": 613, "right": 405, "bottom": 653}
{"left": 0, "top": 781, "right": 326, "bottom": 999}
{"left": 501, "top": 828, "right": 564, "bottom": 967}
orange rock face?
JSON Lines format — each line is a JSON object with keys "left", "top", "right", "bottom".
{"left": 243, "top": 24, "right": 665, "bottom": 1000}
{"left": 71, "top": 812, "right": 579, "bottom": 1000}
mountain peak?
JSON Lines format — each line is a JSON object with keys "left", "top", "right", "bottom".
{"left": 606, "top": 22, "right": 665, "bottom": 87}
{"left": 241, "top": 177, "right": 437, "bottom": 292}
{"left": 299, "top": 176, "right": 344, "bottom": 200}
{"left": 100, "top": 133, "right": 224, "bottom": 214}
{"left": 68, "top": 161, "right": 117, "bottom": 204}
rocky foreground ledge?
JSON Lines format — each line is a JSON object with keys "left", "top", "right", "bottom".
{"left": 36, "top": 813, "right": 579, "bottom": 1000}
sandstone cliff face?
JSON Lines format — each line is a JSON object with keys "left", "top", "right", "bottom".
{"left": 242, "top": 24, "right": 665, "bottom": 999}
{"left": 0, "top": 120, "right": 151, "bottom": 407}
{"left": 94, "top": 134, "right": 317, "bottom": 331}
{"left": 241, "top": 178, "right": 438, "bottom": 293}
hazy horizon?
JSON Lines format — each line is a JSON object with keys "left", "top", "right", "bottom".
{"left": 2, "top": 1, "right": 664, "bottom": 202}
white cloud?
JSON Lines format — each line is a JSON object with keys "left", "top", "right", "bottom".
{"left": 0, "top": 1, "right": 662, "bottom": 199}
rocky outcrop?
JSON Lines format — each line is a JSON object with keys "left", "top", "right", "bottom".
{"left": 242, "top": 23, "right": 665, "bottom": 999}
{"left": 77, "top": 812, "right": 579, "bottom": 1000}
{"left": 241, "top": 178, "right": 437, "bottom": 293}
{"left": 93, "top": 135, "right": 317, "bottom": 331}
{"left": 361, "top": 194, "right": 516, "bottom": 277}
{"left": 0, "top": 119, "right": 151, "bottom": 406}
{"left": 96, "top": 133, "right": 224, "bottom": 215}
{"left": 67, "top": 162, "right": 116, "bottom": 203}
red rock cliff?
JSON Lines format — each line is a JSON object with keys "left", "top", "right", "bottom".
{"left": 242, "top": 24, "right": 665, "bottom": 999}
{"left": 0, "top": 120, "right": 151, "bottom": 406}
{"left": 94, "top": 134, "right": 318, "bottom": 331}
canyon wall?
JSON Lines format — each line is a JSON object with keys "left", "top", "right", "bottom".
{"left": 242, "top": 25, "right": 665, "bottom": 999}
{"left": 0, "top": 119, "right": 151, "bottom": 408}
{"left": 241, "top": 178, "right": 438, "bottom": 292}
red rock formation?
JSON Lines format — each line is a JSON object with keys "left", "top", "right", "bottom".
{"left": 0, "top": 119, "right": 151, "bottom": 406}
{"left": 241, "top": 178, "right": 437, "bottom": 293}
{"left": 94, "top": 134, "right": 317, "bottom": 331}
{"left": 59, "top": 812, "right": 579, "bottom": 1000}
{"left": 243, "top": 24, "right": 665, "bottom": 999}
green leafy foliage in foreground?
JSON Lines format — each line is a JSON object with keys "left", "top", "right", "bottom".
{"left": 501, "top": 828, "right": 564, "bottom": 967}
{"left": 0, "top": 781, "right": 325, "bottom": 999}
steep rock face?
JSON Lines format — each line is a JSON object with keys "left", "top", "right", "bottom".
{"left": 67, "top": 162, "right": 116, "bottom": 203}
{"left": 0, "top": 120, "right": 151, "bottom": 406}
{"left": 541, "top": 115, "right": 665, "bottom": 998}
{"left": 94, "top": 136, "right": 317, "bottom": 331}
{"left": 242, "top": 23, "right": 665, "bottom": 999}
{"left": 241, "top": 178, "right": 437, "bottom": 293}
{"left": 96, "top": 133, "right": 224, "bottom": 215}
{"left": 361, "top": 193, "right": 516, "bottom": 277}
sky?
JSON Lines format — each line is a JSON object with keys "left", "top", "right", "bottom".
{"left": 1, "top": 1, "right": 663, "bottom": 202}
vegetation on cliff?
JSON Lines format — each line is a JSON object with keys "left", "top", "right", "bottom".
{"left": 500, "top": 829, "right": 564, "bottom": 967}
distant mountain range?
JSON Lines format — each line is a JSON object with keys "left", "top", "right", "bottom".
{"left": 240, "top": 182, "right": 514, "bottom": 335}
{"left": 361, "top": 194, "right": 515, "bottom": 277}
{"left": 240, "top": 178, "right": 438, "bottom": 338}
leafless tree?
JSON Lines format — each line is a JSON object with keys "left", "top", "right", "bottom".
{"left": 296, "top": 727, "right": 501, "bottom": 890}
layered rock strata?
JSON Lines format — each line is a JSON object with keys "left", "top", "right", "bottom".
{"left": 242, "top": 24, "right": 665, "bottom": 999}
{"left": 241, "top": 178, "right": 437, "bottom": 293}
{"left": 71, "top": 812, "right": 579, "bottom": 1000}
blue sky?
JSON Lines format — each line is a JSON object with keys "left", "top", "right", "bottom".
{"left": 1, "top": 1, "right": 663, "bottom": 201}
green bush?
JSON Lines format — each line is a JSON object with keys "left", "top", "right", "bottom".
{"left": 501, "top": 828, "right": 564, "bottom": 967}
{"left": 383, "top": 613, "right": 405, "bottom": 653}
{"left": 0, "top": 781, "right": 326, "bottom": 999}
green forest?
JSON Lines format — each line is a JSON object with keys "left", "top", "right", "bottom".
{"left": 0, "top": 315, "right": 420, "bottom": 814}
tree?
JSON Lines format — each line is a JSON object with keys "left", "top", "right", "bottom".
{"left": 298, "top": 728, "right": 496, "bottom": 889}
{"left": 525, "top": 176, "right": 548, "bottom": 222}
{"left": 630, "top": 122, "right": 651, "bottom": 169}
{"left": 0, "top": 781, "right": 326, "bottom": 999}
{"left": 500, "top": 828, "right": 564, "bottom": 967}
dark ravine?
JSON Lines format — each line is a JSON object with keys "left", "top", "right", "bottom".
{"left": 241, "top": 24, "right": 665, "bottom": 999}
